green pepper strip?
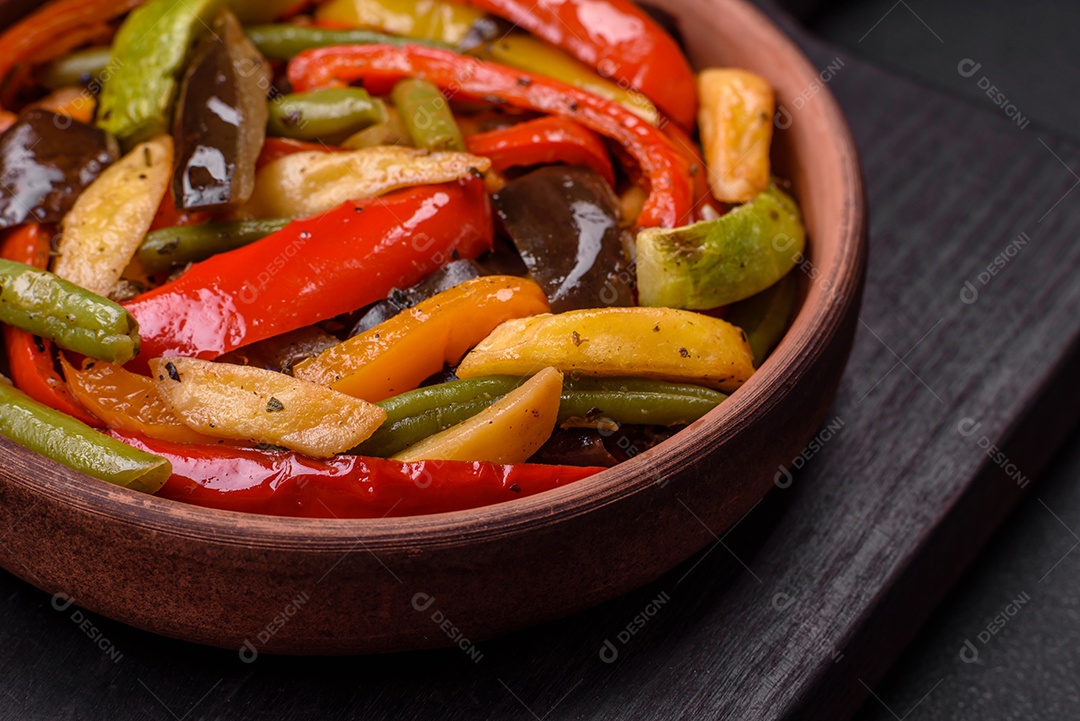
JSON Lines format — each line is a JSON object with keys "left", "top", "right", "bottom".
{"left": 355, "top": 376, "right": 726, "bottom": 457}
{"left": 0, "top": 258, "right": 140, "bottom": 364}
{"left": 96, "top": 0, "right": 224, "bottom": 147}
{"left": 138, "top": 219, "right": 291, "bottom": 274}
{"left": 726, "top": 272, "right": 797, "bottom": 368}
{"left": 0, "top": 381, "right": 170, "bottom": 493}
{"left": 38, "top": 46, "right": 113, "bottom": 90}
{"left": 268, "top": 88, "right": 388, "bottom": 142}
{"left": 391, "top": 78, "right": 465, "bottom": 152}
{"left": 245, "top": 25, "right": 451, "bottom": 61}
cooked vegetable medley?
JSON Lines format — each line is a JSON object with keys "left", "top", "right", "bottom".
{"left": 0, "top": 0, "right": 807, "bottom": 519}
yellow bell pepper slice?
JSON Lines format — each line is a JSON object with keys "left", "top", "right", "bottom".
{"left": 697, "top": 68, "right": 775, "bottom": 203}
{"left": 237, "top": 146, "right": 492, "bottom": 219}
{"left": 315, "top": 0, "right": 484, "bottom": 46}
{"left": 149, "top": 357, "right": 386, "bottom": 458}
{"left": 62, "top": 356, "right": 218, "bottom": 446}
{"left": 478, "top": 34, "right": 660, "bottom": 126}
{"left": 53, "top": 135, "right": 172, "bottom": 297}
{"left": 392, "top": 367, "right": 563, "bottom": 463}
{"left": 293, "top": 276, "right": 551, "bottom": 401}
{"left": 456, "top": 307, "right": 756, "bottom": 393}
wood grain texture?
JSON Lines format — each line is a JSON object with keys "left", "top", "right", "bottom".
{"left": 1, "top": 1, "right": 1079, "bottom": 720}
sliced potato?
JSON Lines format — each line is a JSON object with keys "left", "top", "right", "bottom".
{"left": 697, "top": 69, "right": 774, "bottom": 204}
{"left": 456, "top": 307, "right": 755, "bottom": 393}
{"left": 237, "top": 146, "right": 492, "bottom": 219}
{"left": 53, "top": 135, "right": 172, "bottom": 297}
{"left": 149, "top": 357, "right": 386, "bottom": 458}
{"left": 393, "top": 367, "right": 563, "bottom": 463}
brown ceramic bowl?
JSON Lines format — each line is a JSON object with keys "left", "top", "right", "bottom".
{"left": 0, "top": 0, "right": 865, "bottom": 654}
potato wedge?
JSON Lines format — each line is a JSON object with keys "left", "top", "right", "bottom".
{"left": 456, "top": 308, "right": 755, "bottom": 393}
{"left": 238, "top": 146, "right": 492, "bottom": 219}
{"left": 149, "top": 357, "right": 386, "bottom": 458}
{"left": 697, "top": 69, "right": 774, "bottom": 203}
{"left": 393, "top": 367, "right": 563, "bottom": 463}
{"left": 53, "top": 135, "right": 172, "bottom": 297}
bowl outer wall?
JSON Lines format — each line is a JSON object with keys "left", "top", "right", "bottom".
{"left": 0, "top": 0, "right": 867, "bottom": 653}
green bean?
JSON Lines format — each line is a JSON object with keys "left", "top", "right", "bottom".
{"left": 342, "top": 107, "right": 413, "bottom": 149}
{"left": 378, "top": 376, "right": 519, "bottom": 418}
{"left": 38, "top": 46, "right": 112, "bottom": 91}
{"left": 0, "top": 259, "right": 140, "bottom": 364}
{"left": 245, "top": 25, "right": 451, "bottom": 61}
{"left": 559, "top": 378, "right": 727, "bottom": 427}
{"left": 391, "top": 78, "right": 465, "bottom": 152}
{"left": 0, "top": 381, "right": 170, "bottom": 493}
{"left": 726, "top": 272, "right": 797, "bottom": 367}
{"left": 268, "top": 88, "right": 388, "bottom": 142}
{"left": 138, "top": 219, "right": 291, "bottom": 274}
{"left": 353, "top": 376, "right": 726, "bottom": 457}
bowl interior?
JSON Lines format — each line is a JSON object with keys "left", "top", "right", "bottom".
{"left": 0, "top": 0, "right": 864, "bottom": 549}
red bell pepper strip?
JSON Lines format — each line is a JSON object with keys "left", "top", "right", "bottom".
{"left": 255, "top": 137, "right": 337, "bottom": 171}
{"left": 0, "top": 0, "right": 144, "bottom": 130}
{"left": 465, "top": 116, "right": 615, "bottom": 187}
{"left": 149, "top": 188, "right": 212, "bottom": 232}
{"left": 287, "top": 45, "right": 692, "bottom": 229}
{"left": 124, "top": 178, "right": 493, "bottom": 366}
{"left": 0, "top": 224, "right": 102, "bottom": 426}
{"left": 114, "top": 430, "right": 603, "bottom": 518}
{"left": 455, "top": 0, "right": 697, "bottom": 130}
{"left": 663, "top": 118, "right": 726, "bottom": 222}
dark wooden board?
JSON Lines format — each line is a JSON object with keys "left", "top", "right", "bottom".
{"left": 2, "top": 2, "right": 1080, "bottom": 719}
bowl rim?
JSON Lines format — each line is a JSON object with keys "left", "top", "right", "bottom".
{"left": 0, "top": 0, "right": 866, "bottom": 551}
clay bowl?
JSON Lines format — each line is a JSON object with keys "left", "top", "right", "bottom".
{"left": 0, "top": 0, "right": 865, "bottom": 654}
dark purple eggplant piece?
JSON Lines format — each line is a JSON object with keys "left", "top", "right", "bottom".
{"left": 529, "top": 428, "right": 618, "bottom": 468}
{"left": 492, "top": 165, "right": 634, "bottom": 312}
{"left": 172, "top": 10, "right": 269, "bottom": 211}
{"left": 474, "top": 236, "right": 529, "bottom": 277}
{"left": 0, "top": 109, "right": 118, "bottom": 229}
{"left": 349, "top": 259, "right": 487, "bottom": 337}
{"left": 603, "top": 425, "right": 679, "bottom": 464}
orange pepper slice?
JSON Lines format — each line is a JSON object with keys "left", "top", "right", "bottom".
{"left": 62, "top": 356, "right": 218, "bottom": 445}
{"left": 293, "top": 276, "right": 550, "bottom": 402}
